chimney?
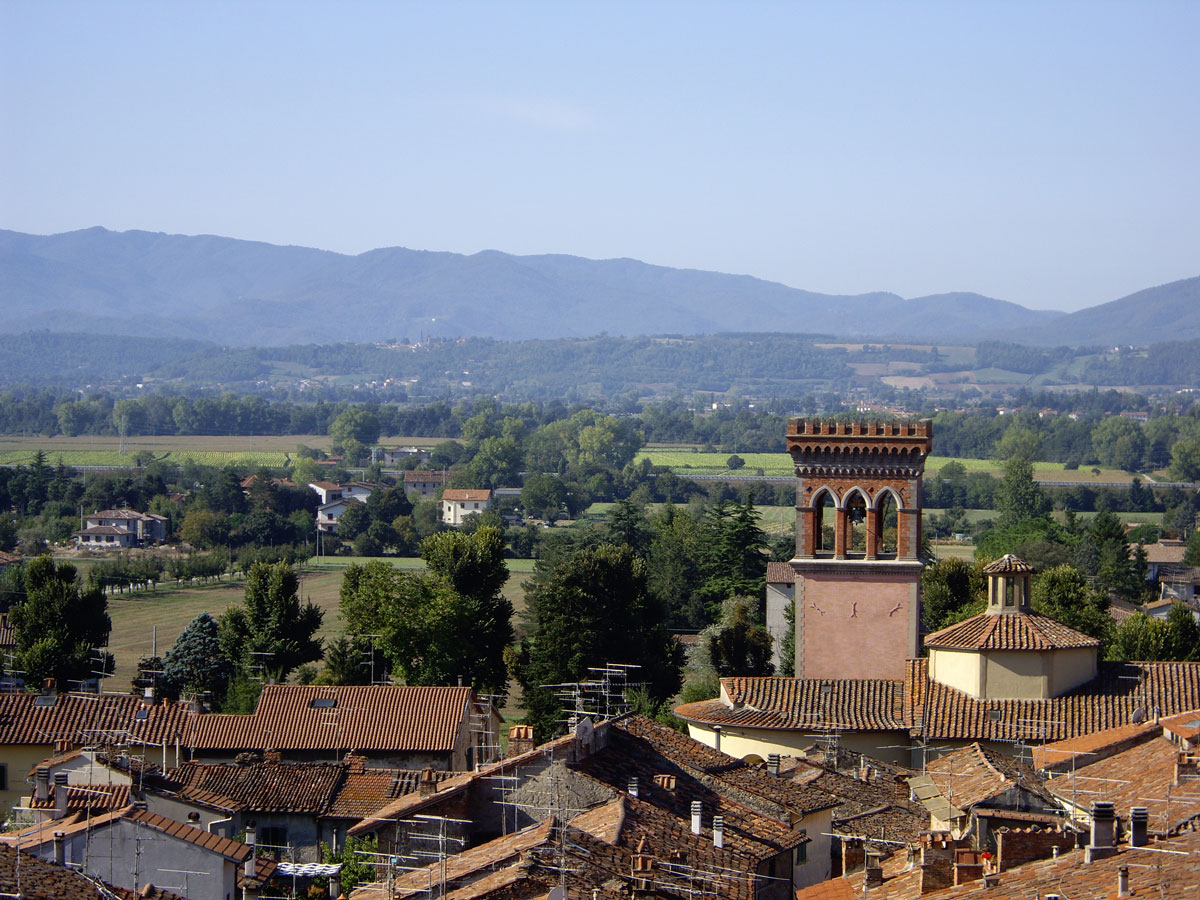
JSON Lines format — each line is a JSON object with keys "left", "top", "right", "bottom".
{"left": 1117, "top": 865, "right": 1130, "bottom": 898}
{"left": 628, "top": 776, "right": 639, "bottom": 798}
{"left": 143, "top": 684, "right": 155, "bottom": 702}
{"left": 507, "top": 724, "right": 536, "bottom": 757}
{"left": 35, "top": 766, "right": 50, "bottom": 803}
{"left": 263, "top": 749, "right": 281, "bottom": 764}
{"left": 1129, "top": 806, "right": 1149, "bottom": 847}
{"left": 244, "top": 822, "right": 257, "bottom": 879}
{"left": 344, "top": 752, "right": 366, "bottom": 775}
{"left": 53, "top": 772, "right": 69, "bottom": 820}
{"left": 767, "top": 753, "right": 780, "bottom": 777}
{"left": 187, "top": 812, "right": 200, "bottom": 824}
{"left": 691, "top": 801, "right": 702, "bottom": 836}
{"left": 1086, "top": 801, "right": 1117, "bottom": 863}
{"left": 713, "top": 725, "right": 721, "bottom": 753}
{"left": 864, "top": 847, "right": 884, "bottom": 887}
{"left": 1174, "top": 751, "right": 1199, "bottom": 786}
{"left": 42, "top": 678, "right": 56, "bottom": 695}
{"left": 712, "top": 815, "right": 724, "bottom": 849}
{"left": 53, "top": 831, "right": 65, "bottom": 865}
{"left": 419, "top": 767, "right": 439, "bottom": 797}
{"left": 653, "top": 774, "right": 676, "bottom": 793}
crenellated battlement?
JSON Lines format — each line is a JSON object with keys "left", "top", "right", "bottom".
{"left": 787, "top": 418, "right": 932, "bottom": 439}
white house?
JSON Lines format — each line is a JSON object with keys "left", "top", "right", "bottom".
{"left": 316, "top": 496, "right": 363, "bottom": 533}
{"left": 73, "top": 509, "right": 167, "bottom": 549}
{"left": 441, "top": 489, "right": 492, "bottom": 526}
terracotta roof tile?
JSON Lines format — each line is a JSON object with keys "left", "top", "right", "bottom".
{"left": 0, "top": 693, "right": 190, "bottom": 748}
{"left": 442, "top": 489, "right": 492, "bottom": 502}
{"left": 982, "top": 554, "right": 1034, "bottom": 574}
{"left": 1047, "top": 733, "right": 1200, "bottom": 835}
{"left": 676, "top": 677, "right": 907, "bottom": 732}
{"left": 29, "top": 783, "right": 130, "bottom": 813}
{"left": 185, "top": 684, "right": 473, "bottom": 752}
{"left": 1031, "top": 721, "right": 1162, "bottom": 772}
{"left": 924, "top": 611, "right": 1100, "bottom": 651}
{"left": 0, "top": 843, "right": 127, "bottom": 900}
{"left": 165, "top": 760, "right": 344, "bottom": 814}
{"left": 916, "top": 742, "right": 1055, "bottom": 813}
{"left": 765, "top": 561, "right": 795, "bottom": 584}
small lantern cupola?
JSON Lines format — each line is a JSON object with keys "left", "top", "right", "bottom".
{"left": 984, "top": 554, "right": 1034, "bottom": 616}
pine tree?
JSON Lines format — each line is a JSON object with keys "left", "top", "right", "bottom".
{"left": 163, "top": 612, "right": 233, "bottom": 701}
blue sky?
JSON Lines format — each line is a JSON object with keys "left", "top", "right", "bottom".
{"left": 2, "top": 1, "right": 1196, "bottom": 312}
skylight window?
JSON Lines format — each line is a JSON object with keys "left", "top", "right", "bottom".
{"left": 135, "top": 709, "right": 150, "bottom": 721}
{"left": 34, "top": 695, "right": 58, "bottom": 708}
{"left": 310, "top": 697, "right": 337, "bottom": 709}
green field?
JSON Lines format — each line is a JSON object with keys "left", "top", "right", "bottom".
{"left": 104, "top": 558, "right": 535, "bottom": 690}
{"left": 636, "top": 448, "right": 1138, "bottom": 484}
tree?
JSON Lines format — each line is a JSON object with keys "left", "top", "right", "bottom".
{"left": 921, "top": 557, "right": 985, "bottom": 632}
{"left": 705, "top": 598, "right": 774, "bottom": 677}
{"left": 163, "top": 612, "right": 233, "bottom": 701}
{"left": 1030, "top": 565, "right": 1113, "bottom": 652}
{"left": 179, "top": 509, "right": 230, "bottom": 549}
{"left": 338, "top": 529, "right": 514, "bottom": 696}
{"left": 605, "top": 499, "right": 651, "bottom": 554}
{"left": 994, "top": 457, "right": 1050, "bottom": 528}
{"left": 512, "top": 542, "right": 683, "bottom": 740}
{"left": 1185, "top": 530, "right": 1200, "bottom": 566}
{"left": 219, "top": 561, "right": 323, "bottom": 682}
{"left": 9, "top": 556, "right": 111, "bottom": 688}
{"left": 1169, "top": 439, "right": 1200, "bottom": 483}
{"left": 696, "top": 497, "right": 768, "bottom": 611}
{"left": 329, "top": 408, "right": 381, "bottom": 451}
{"left": 521, "top": 473, "right": 567, "bottom": 520}
{"left": 1092, "top": 417, "right": 1147, "bottom": 471}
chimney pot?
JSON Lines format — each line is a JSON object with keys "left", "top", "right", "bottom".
{"left": 53, "top": 831, "right": 65, "bottom": 865}
{"left": 53, "top": 772, "right": 69, "bottom": 819}
{"left": 767, "top": 753, "right": 780, "bottom": 777}
{"left": 713, "top": 815, "right": 724, "bottom": 849}
{"left": 244, "top": 823, "right": 256, "bottom": 879}
{"left": 1117, "top": 865, "right": 1130, "bottom": 898}
{"left": 713, "top": 725, "right": 721, "bottom": 753}
{"left": 1130, "top": 806, "right": 1149, "bottom": 847}
{"left": 1087, "top": 800, "right": 1117, "bottom": 863}
{"left": 35, "top": 765, "right": 50, "bottom": 803}
{"left": 691, "top": 801, "right": 702, "bottom": 836}
{"left": 628, "top": 776, "right": 639, "bottom": 798}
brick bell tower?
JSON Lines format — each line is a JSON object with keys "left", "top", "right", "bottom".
{"left": 786, "top": 418, "right": 932, "bottom": 680}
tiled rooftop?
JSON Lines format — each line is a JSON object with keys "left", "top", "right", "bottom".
{"left": 912, "top": 742, "right": 1054, "bottom": 818}
{"left": 924, "top": 610, "right": 1100, "bottom": 651}
{"left": 0, "top": 692, "right": 190, "bottom": 748}
{"left": 185, "top": 684, "right": 474, "bottom": 752}
{"left": 676, "top": 676, "right": 907, "bottom": 731}
{"left": 0, "top": 843, "right": 138, "bottom": 900}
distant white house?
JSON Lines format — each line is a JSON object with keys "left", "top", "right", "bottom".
{"left": 316, "top": 496, "right": 363, "bottom": 533}
{"left": 307, "top": 481, "right": 344, "bottom": 505}
{"left": 342, "top": 482, "right": 380, "bottom": 502}
{"left": 441, "top": 489, "right": 492, "bottom": 526}
{"left": 379, "top": 446, "right": 431, "bottom": 466}
{"left": 73, "top": 509, "right": 167, "bottom": 549}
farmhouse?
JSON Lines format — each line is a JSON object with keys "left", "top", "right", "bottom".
{"left": 441, "top": 488, "right": 492, "bottom": 526}
{"left": 403, "top": 467, "right": 449, "bottom": 497}
{"left": 73, "top": 508, "right": 167, "bottom": 548}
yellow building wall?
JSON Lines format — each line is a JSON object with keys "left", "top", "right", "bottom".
{"left": 1, "top": 744, "right": 53, "bottom": 826}
{"left": 1048, "top": 648, "right": 1098, "bottom": 697}
{"left": 928, "top": 648, "right": 984, "bottom": 698}
{"left": 983, "top": 650, "right": 1048, "bottom": 699}
{"left": 684, "top": 723, "right": 911, "bottom": 766}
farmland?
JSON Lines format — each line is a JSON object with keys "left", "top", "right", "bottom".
{"left": 101, "top": 558, "right": 535, "bottom": 691}
{"left": 634, "top": 447, "right": 1139, "bottom": 483}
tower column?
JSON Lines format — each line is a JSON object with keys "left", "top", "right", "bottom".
{"left": 833, "top": 507, "right": 848, "bottom": 559}
{"left": 864, "top": 507, "right": 879, "bottom": 560}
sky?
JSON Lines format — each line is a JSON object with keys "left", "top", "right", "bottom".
{"left": 2, "top": 1, "right": 1197, "bottom": 312}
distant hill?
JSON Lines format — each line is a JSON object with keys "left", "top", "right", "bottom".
{"left": 0, "top": 227, "right": 1067, "bottom": 345}
{"left": 987, "top": 276, "right": 1200, "bottom": 347}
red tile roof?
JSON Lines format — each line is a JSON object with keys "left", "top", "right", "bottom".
{"left": 442, "top": 489, "right": 492, "bottom": 502}
{"left": 924, "top": 611, "right": 1100, "bottom": 651}
{"left": 29, "top": 783, "right": 131, "bottom": 813}
{"left": 676, "top": 677, "right": 907, "bottom": 732}
{"left": 0, "top": 843, "right": 126, "bottom": 900}
{"left": 1031, "top": 721, "right": 1162, "bottom": 772}
{"left": 0, "top": 693, "right": 190, "bottom": 748}
{"left": 1046, "top": 732, "right": 1200, "bottom": 835}
{"left": 981, "top": 554, "right": 1034, "bottom": 574}
{"left": 185, "top": 684, "right": 474, "bottom": 753}
{"left": 127, "top": 807, "right": 252, "bottom": 861}
{"left": 0, "top": 613, "right": 13, "bottom": 648}
{"left": 917, "top": 742, "right": 1054, "bottom": 813}
{"left": 765, "top": 561, "right": 795, "bottom": 584}
{"left": 165, "top": 760, "right": 344, "bottom": 814}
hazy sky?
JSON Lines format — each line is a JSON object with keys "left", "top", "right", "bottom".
{"left": 2, "top": 1, "right": 1196, "bottom": 311}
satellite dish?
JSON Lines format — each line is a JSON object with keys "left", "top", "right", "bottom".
{"left": 1131, "top": 706, "right": 1146, "bottom": 724}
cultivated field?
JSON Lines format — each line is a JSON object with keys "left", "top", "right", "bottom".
{"left": 635, "top": 448, "right": 1139, "bottom": 483}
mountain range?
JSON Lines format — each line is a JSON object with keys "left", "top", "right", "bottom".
{"left": 1, "top": 227, "right": 1195, "bottom": 347}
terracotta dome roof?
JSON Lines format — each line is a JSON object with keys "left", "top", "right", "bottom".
{"left": 925, "top": 610, "right": 1099, "bottom": 651}
{"left": 982, "top": 554, "right": 1035, "bottom": 574}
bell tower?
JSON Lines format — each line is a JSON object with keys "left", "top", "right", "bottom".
{"left": 786, "top": 418, "right": 932, "bottom": 680}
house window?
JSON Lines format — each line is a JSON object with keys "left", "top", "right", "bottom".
{"left": 1005, "top": 581, "right": 1014, "bottom": 606}
{"left": 796, "top": 842, "right": 807, "bottom": 864}
{"left": 0, "top": 763, "right": 7, "bottom": 791}
{"left": 260, "top": 826, "right": 288, "bottom": 857}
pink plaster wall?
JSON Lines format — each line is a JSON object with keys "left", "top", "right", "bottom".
{"left": 798, "top": 571, "right": 918, "bottom": 680}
